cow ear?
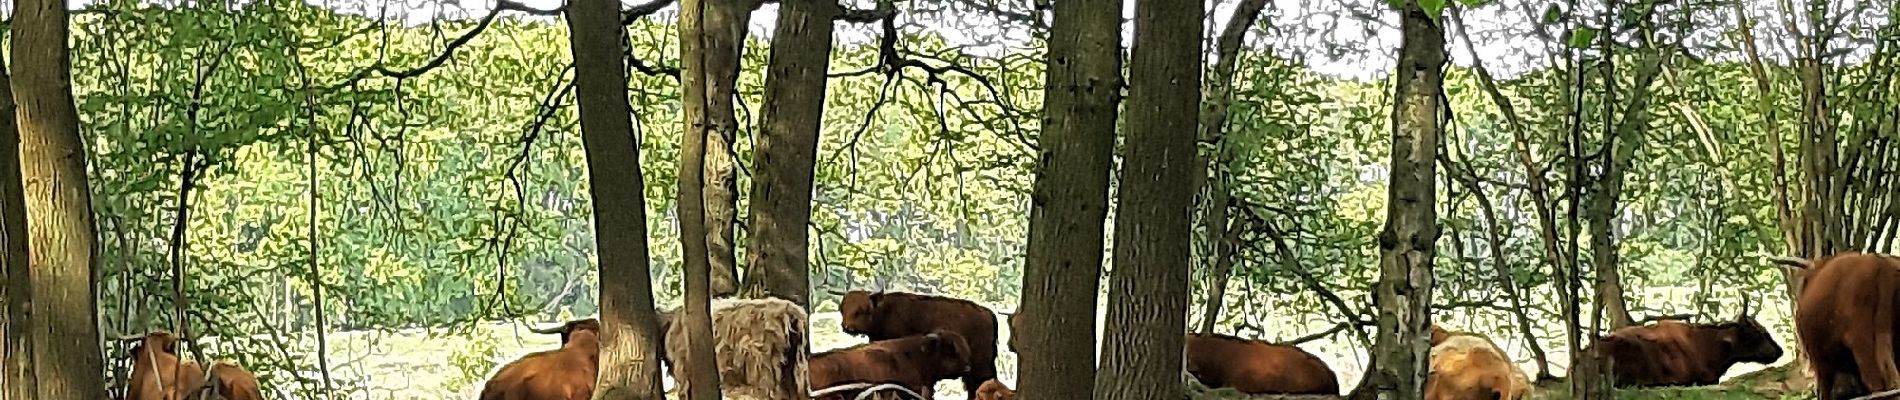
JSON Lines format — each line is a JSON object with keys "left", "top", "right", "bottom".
{"left": 128, "top": 344, "right": 144, "bottom": 358}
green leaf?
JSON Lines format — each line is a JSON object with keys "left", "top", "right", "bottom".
{"left": 1420, "top": 0, "right": 1448, "bottom": 18}
{"left": 1456, "top": 0, "right": 1487, "bottom": 6}
{"left": 1542, "top": 4, "right": 1563, "bottom": 24}
{"left": 1568, "top": 27, "right": 1598, "bottom": 48}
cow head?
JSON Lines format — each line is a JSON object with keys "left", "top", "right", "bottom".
{"left": 839, "top": 290, "right": 880, "bottom": 335}
{"left": 920, "top": 329, "right": 974, "bottom": 379}
{"left": 1429, "top": 324, "right": 1452, "bottom": 346}
{"left": 532, "top": 318, "right": 602, "bottom": 345}
{"left": 1715, "top": 314, "right": 1782, "bottom": 364}
{"left": 122, "top": 331, "right": 181, "bottom": 359}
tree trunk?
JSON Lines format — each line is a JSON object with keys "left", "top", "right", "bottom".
{"left": 11, "top": 0, "right": 111, "bottom": 396}
{"left": 701, "top": 0, "right": 753, "bottom": 299}
{"left": 566, "top": 2, "right": 666, "bottom": 398}
{"left": 1587, "top": 42, "right": 1662, "bottom": 332}
{"left": 1014, "top": 0, "right": 1122, "bottom": 396}
{"left": 0, "top": 38, "right": 28, "bottom": 399}
{"left": 741, "top": 0, "right": 838, "bottom": 311}
{"left": 1094, "top": 0, "right": 1200, "bottom": 397}
{"left": 1193, "top": 0, "right": 1266, "bottom": 335}
{"left": 678, "top": 0, "right": 727, "bottom": 398}
{"left": 1369, "top": 2, "right": 1442, "bottom": 400}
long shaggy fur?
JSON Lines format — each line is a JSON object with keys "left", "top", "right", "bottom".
{"left": 666, "top": 297, "right": 810, "bottom": 400}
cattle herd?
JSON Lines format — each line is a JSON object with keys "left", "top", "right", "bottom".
{"left": 110, "top": 252, "right": 1900, "bottom": 400}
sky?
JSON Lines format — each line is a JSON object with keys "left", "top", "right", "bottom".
{"left": 54, "top": 0, "right": 1886, "bottom": 80}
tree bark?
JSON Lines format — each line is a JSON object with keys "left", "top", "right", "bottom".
{"left": 741, "top": 0, "right": 838, "bottom": 311}
{"left": 1193, "top": 0, "right": 1267, "bottom": 335}
{"left": 1369, "top": 2, "right": 1443, "bottom": 400}
{"left": 1014, "top": 0, "right": 1121, "bottom": 396}
{"left": 1094, "top": 0, "right": 1200, "bottom": 397}
{"left": 677, "top": 0, "right": 726, "bottom": 398}
{"left": 0, "top": 37, "right": 28, "bottom": 399}
{"left": 566, "top": 2, "right": 666, "bottom": 399}
{"left": 11, "top": 0, "right": 111, "bottom": 396}
{"left": 1586, "top": 33, "right": 1662, "bottom": 331}
{"left": 701, "top": 0, "right": 753, "bottom": 299}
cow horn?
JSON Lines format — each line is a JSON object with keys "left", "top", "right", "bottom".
{"left": 528, "top": 323, "right": 568, "bottom": 334}
{"left": 106, "top": 330, "right": 147, "bottom": 342}
{"left": 1765, "top": 255, "right": 1813, "bottom": 269}
{"left": 826, "top": 290, "right": 845, "bottom": 296}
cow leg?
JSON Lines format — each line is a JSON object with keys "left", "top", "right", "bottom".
{"left": 1816, "top": 360, "right": 1838, "bottom": 400}
{"left": 1853, "top": 331, "right": 1900, "bottom": 395}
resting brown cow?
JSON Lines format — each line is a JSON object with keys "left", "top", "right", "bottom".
{"left": 1184, "top": 333, "right": 1339, "bottom": 395}
{"left": 975, "top": 379, "right": 1015, "bottom": 400}
{"left": 840, "top": 290, "right": 998, "bottom": 400}
{"left": 1428, "top": 325, "right": 1530, "bottom": 400}
{"left": 1588, "top": 315, "right": 1782, "bottom": 387}
{"left": 479, "top": 319, "right": 603, "bottom": 400}
{"left": 1783, "top": 252, "right": 1900, "bottom": 400}
{"left": 809, "top": 330, "right": 973, "bottom": 400}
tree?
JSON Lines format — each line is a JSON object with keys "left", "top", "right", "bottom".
{"left": 741, "top": 0, "right": 840, "bottom": 310}
{"left": 1013, "top": 0, "right": 1122, "bottom": 396}
{"left": 700, "top": 0, "right": 755, "bottom": 299}
{"left": 1193, "top": 0, "right": 1268, "bottom": 334}
{"left": 677, "top": 0, "right": 727, "bottom": 397}
{"left": 0, "top": 33, "right": 26, "bottom": 399}
{"left": 566, "top": 2, "right": 666, "bottom": 399}
{"left": 1367, "top": 1, "right": 1443, "bottom": 399}
{"left": 10, "top": 0, "right": 112, "bottom": 396}
{"left": 1093, "top": 0, "right": 1201, "bottom": 397}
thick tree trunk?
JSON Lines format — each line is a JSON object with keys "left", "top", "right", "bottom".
{"left": 11, "top": 0, "right": 111, "bottom": 396}
{"left": 0, "top": 40, "right": 27, "bottom": 399}
{"left": 566, "top": 2, "right": 666, "bottom": 399}
{"left": 1014, "top": 0, "right": 1121, "bottom": 397}
{"left": 1094, "top": 0, "right": 1200, "bottom": 397}
{"left": 677, "top": 0, "right": 726, "bottom": 398}
{"left": 1193, "top": 0, "right": 1266, "bottom": 335}
{"left": 741, "top": 0, "right": 838, "bottom": 311}
{"left": 1368, "top": 3, "right": 1442, "bottom": 400}
{"left": 701, "top": 0, "right": 753, "bottom": 299}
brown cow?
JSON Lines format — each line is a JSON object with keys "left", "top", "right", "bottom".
{"left": 125, "top": 331, "right": 206, "bottom": 400}
{"left": 840, "top": 290, "right": 998, "bottom": 400}
{"left": 810, "top": 330, "right": 973, "bottom": 400}
{"left": 194, "top": 362, "right": 266, "bottom": 400}
{"left": 1587, "top": 315, "right": 1782, "bottom": 388}
{"left": 975, "top": 379, "right": 1015, "bottom": 400}
{"left": 479, "top": 319, "right": 603, "bottom": 400}
{"left": 1184, "top": 333, "right": 1339, "bottom": 395}
{"left": 1427, "top": 325, "right": 1530, "bottom": 400}
{"left": 1783, "top": 252, "right": 1900, "bottom": 400}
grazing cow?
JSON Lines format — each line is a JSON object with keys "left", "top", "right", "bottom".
{"left": 1427, "top": 325, "right": 1531, "bottom": 400}
{"left": 479, "top": 319, "right": 603, "bottom": 400}
{"left": 1781, "top": 252, "right": 1900, "bottom": 400}
{"left": 840, "top": 290, "right": 999, "bottom": 400}
{"left": 124, "top": 331, "right": 206, "bottom": 400}
{"left": 809, "top": 330, "right": 973, "bottom": 400}
{"left": 1588, "top": 315, "right": 1783, "bottom": 387}
{"left": 975, "top": 379, "right": 1015, "bottom": 400}
{"left": 1184, "top": 333, "right": 1340, "bottom": 395}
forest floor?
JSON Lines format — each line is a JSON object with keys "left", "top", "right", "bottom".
{"left": 293, "top": 286, "right": 1801, "bottom": 399}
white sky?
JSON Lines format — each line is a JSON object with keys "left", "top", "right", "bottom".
{"left": 56, "top": 0, "right": 1886, "bottom": 80}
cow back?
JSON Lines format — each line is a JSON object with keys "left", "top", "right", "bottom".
{"left": 1428, "top": 335, "right": 1530, "bottom": 400}
{"left": 1797, "top": 253, "right": 1900, "bottom": 398}
{"left": 1183, "top": 333, "right": 1339, "bottom": 395}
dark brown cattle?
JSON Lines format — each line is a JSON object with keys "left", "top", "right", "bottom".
{"left": 479, "top": 319, "right": 603, "bottom": 400}
{"left": 1786, "top": 252, "right": 1900, "bottom": 400}
{"left": 1587, "top": 316, "right": 1782, "bottom": 387}
{"left": 1427, "top": 325, "right": 1530, "bottom": 400}
{"left": 194, "top": 362, "right": 266, "bottom": 400}
{"left": 124, "top": 331, "right": 206, "bottom": 400}
{"left": 809, "top": 330, "right": 972, "bottom": 400}
{"left": 975, "top": 378, "right": 1015, "bottom": 400}
{"left": 840, "top": 290, "right": 998, "bottom": 400}
{"left": 1184, "top": 333, "right": 1339, "bottom": 395}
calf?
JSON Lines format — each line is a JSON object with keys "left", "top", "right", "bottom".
{"left": 840, "top": 291, "right": 998, "bottom": 400}
{"left": 1184, "top": 333, "right": 1339, "bottom": 395}
{"left": 1782, "top": 252, "right": 1900, "bottom": 400}
{"left": 1427, "top": 325, "right": 1530, "bottom": 400}
{"left": 479, "top": 319, "right": 603, "bottom": 400}
{"left": 1588, "top": 315, "right": 1782, "bottom": 387}
{"left": 809, "top": 330, "right": 972, "bottom": 400}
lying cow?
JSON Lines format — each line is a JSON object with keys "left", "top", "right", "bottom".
{"left": 120, "top": 330, "right": 266, "bottom": 400}
{"left": 809, "top": 330, "right": 973, "bottom": 400}
{"left": 975, "top": 379, "right": 1015, "bottom": 400}
{"left": 840, "top": 290, "right": 998, "bottom": 400}
{"left": 1588, "top": 315, "right": 1783, "bottom": 387}
{"left": 1184, "top": 333, "right": 1340, "bottom": 395}
{"left": 1428, "top": 325, "right": 1530, "bottom": 400}
{"left": 1780, "top": 252, "right": 1900, "bottom": 400}
{"left": 479, "top": 319, "right": 604, "bottom": 400}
